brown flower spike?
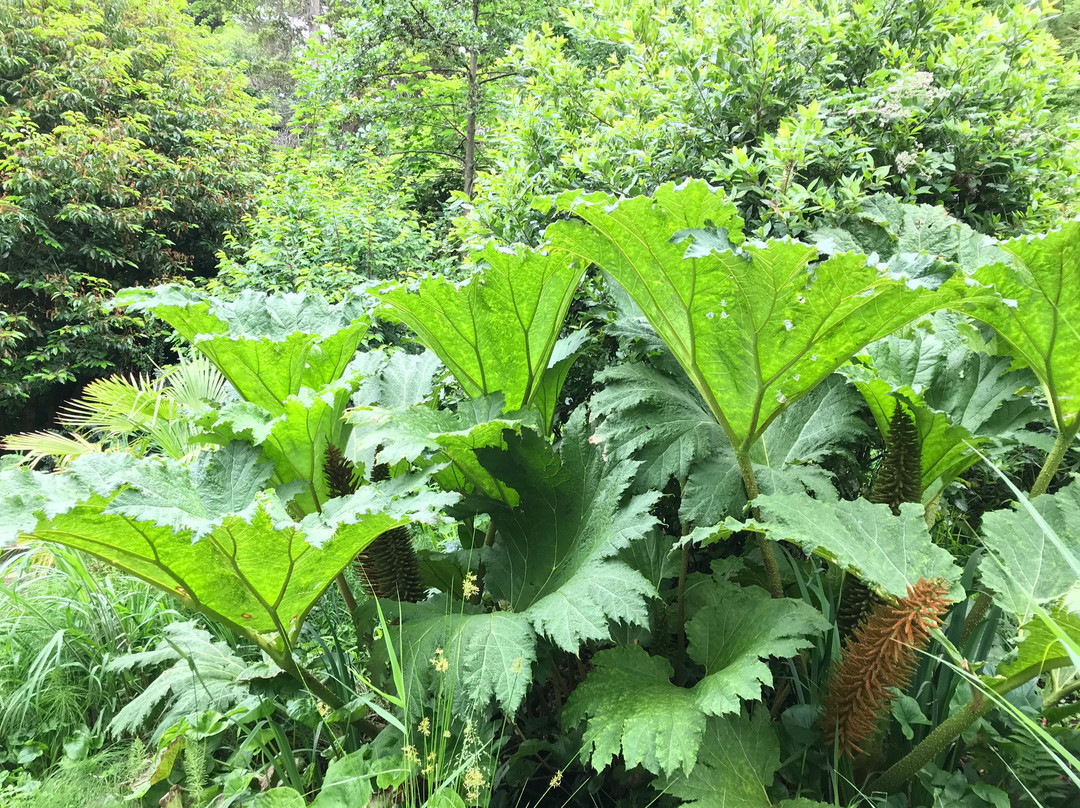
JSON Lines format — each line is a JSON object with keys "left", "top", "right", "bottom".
{"left": 822, "top": 578, "right": 951, "bottom": 755}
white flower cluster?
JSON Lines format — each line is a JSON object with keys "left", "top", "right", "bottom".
{"left": 895, "top": 150, "right": 918, "bottom": 173}
{"left": 875, "top": 71, "right": 948, "bottom": 125}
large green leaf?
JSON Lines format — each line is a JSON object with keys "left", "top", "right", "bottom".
{"left": 812, "top": 195, "right": 1009, "bottom": 270}
{"left": 531, "top": 330, "right": 591, "bottom": 432}
{"left": 545, "top": 180, "right": 992, "bottom": 451}
{"left": 979, "top": 478, "right": 1080, "bottom": 623}
{"left": 591, "top": 360, "right": 855, "bottom": 533}
{"left": 732, "top": 494, "right": 963, "bottom": 600}
{"left": 563, "top": 645, "right": 703, "bottom": 777}
{"left": 998, "top": 608, "right": 1080, "bottom": 679}
{"left": 345, "top": 396, "right": 527, "bottom": 506}
{"left": 351, "top": 348, "right": 444, "bottom": 409}
{"left": 310, "top": 747, "right": 375, "bottom": 808}
{"left": 841, "top": 315, "right": 1040, "bottom": 497}
{"left": 0, "top": 443, "right": 456, "bottom": 646}
{"left": 654, "top": 710, "right": 781, "bottom": 808}
{"left": 196, "top": 375, "right": 360, "bottom": 514}
{"left": 374, "top": 243, "right": 584, "bottom": 414}
{"left": 387, "top": 411, "right": 659, "bottom": 712}
{"left": 387, "top": 598, "right": 540, "bottom": 716}
{"left": 564, "top": 575, "right": 826, "bottom": 777}
{"left": 119, "top": 287, "right": 369, "bottom": 417}
{"left": 962, "top": 223, "right": 1080, "bottom": 433}
{"left": 749, "top": 374, "right": 872, "bottom": 470}
{"left": 592, "top": 357, "right": 731, "bottom": 494}
{"left": 251, "top": 790, "right": 305, "bottom": 808}
{"left": 107, "top": 621, "right": 250, "bottom": 741}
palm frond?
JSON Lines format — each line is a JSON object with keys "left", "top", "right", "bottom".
{"left": 58, "top": 374, "right": 177, "bottom": 438}
{"left": 161, "top": 355, "right": 230, "bottom": 410}
{"left": 0, "top": 431, "right": 102, "bottom": 468}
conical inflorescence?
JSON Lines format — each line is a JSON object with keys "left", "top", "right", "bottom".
{"left": 323, "top": 446, "right": 425, "bottom": 602}
{"left": 869, "top": 402, "right": 922, "bottom": 515}
{"left": 822, "top": 578, "right": 951, "bottom": 755}
{"left": 840, "top": 403, "right": 925, "bottom": 644}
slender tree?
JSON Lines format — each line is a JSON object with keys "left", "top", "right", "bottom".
{"left": 294, "top": 0, "right": 554, "bottom": 198}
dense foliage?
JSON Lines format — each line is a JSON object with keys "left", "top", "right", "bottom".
{"left": 0, "top": 0, "right": 273, "bottom": 423}
{"left": 461, "top": 0, "right": 1080, "bottom": 244}
{"left": 3, "top": 0, "right": 1080, "bottom": 806}
{"left": 210, "top": 153, "right": 445, "bottom": 298}
{"left": 293, "top": 0, "right": 557, "bottom": 198}
{"left": 4, "top": 180, "right": 1080, "bottom": 807}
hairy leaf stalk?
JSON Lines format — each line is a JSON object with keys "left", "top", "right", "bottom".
{"left": 1031, "top": 419, "right": 1080, "bottom": 498}
{"left": 822, "top": 578, "right": 950, "bottom": 755}
{"left": 872, "top": 657, "right": 1075, "bottom": 792}
{"left": 735, "top": 450, "right": 784, "bottom": 599}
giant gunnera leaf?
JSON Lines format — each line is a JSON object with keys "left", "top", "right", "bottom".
{"left": 731, "top": 494, "right": 963, "bottom": 600}
{"left": 118, "top": 287, "right": 369, "bottom": 417}
{"left": 841, "top": 314, "right": 1040, "bottom": 499}
{"left": 979, "top": 478, "right": 1080, "bottom": 623}
{"left": 544, "top": 180, "right": 993, "bottom": 453}
{"left": 564, "top": 574, "right": 827, "bottom": 777}
{"left": 591, "top": 359, "right": 860, "bottom": 532}
{"left": 654, "top": 710, "right": 781, "bottom": 808}
{"left": 386, "top": 410, "right": 659, "bottom": 713}
{"left": 195, "top": 373, "right": 361, "bottom": 515}
{"left": 961, "top": 223, "right": 1080, "bottom": 436}
{"left": 0, "top": 443, "right": 456, "bottom": 648}
{"left": 346, "top": 394, "right": 529, "bottom": 506}
{"left": 374, "top": 243, "right": 584, "bottom": 423}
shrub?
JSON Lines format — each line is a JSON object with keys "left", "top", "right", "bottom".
{"left": 0, "top": 0, "right": 273, "bottom": 420}
{"left": 210, "top": 152, "right": 446, "bottom": 299}
{"left": 461, "top": 0, "right": 1080, "bottom": 243}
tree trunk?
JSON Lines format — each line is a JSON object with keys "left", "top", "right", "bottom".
{"left": 463, "top": 0, "right": 480, "bottom": 198}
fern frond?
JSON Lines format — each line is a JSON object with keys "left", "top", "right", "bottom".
{"left": 869, "top": 402, "right": 922, "bottom": 514}
{"left": 822, "top": 578, "right": 950, "bottom": 755}
{"left": 1001, "top": 724, "right": 1074, "bottom": 806}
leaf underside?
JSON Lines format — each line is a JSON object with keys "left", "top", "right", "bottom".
{"left": 0, "top": 443, "right": 456, "bottom": 644}
{"left": 546, "top": 180, "right": 992, "bottom": 450}
{"left": 375, "top": 243, "right": 583, "bottom": 413}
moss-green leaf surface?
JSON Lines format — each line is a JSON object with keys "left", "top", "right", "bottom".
{"left": 389, "top": 412, "right": 658, "bottom": 712}
{"left": 654, "top": 710, "right": 781, "bottom": 808}
{"left": 197, "top": 377, "right": 359, "bottom": 514}
{"left": 346, "top": 397, "right": 525, "bottom": 506}
{"left": 998, "top": 608, "right": 1080, "bottom": 679}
